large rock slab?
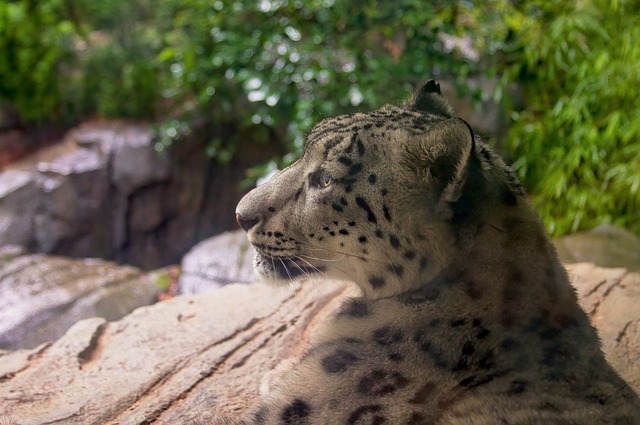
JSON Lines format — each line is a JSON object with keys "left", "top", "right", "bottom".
{"left": 0, "top": 246, "right": 159, "bottom": 351}
{"left": 0, "top": 282, "right": 343, "bottom": 425}
{"left": 0, "top": 264, "right": 638, "bottom": 424}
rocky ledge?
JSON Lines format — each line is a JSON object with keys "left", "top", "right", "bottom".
{"left": 0, "top": 263, "right": 638, "bottom": 425}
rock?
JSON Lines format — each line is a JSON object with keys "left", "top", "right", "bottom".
{"left": 0, "top": 121, "right": 280, "bottom": 269}
{"left": 0, "top": 264, "right": 637, "bottom": 424}
{"left": 568, "top": 263, "right": 640, "bottom": 390}
{"left": 0, "top": 282, "right": 343, "bottom": 424}
{"left": 0, "top": 249, "right": 159, "bottom": 351}
{"left": 0, "top": 170, "right": 38, "bottom": 248}
{"left": 555, "top": 225, "right": 640, "bottom": 271}
{"left": 71, "top": 123, "right": 172, "bottom": 193}
{"left": 179, "top": 230, "right": 256, "bottom": 294}
{"left": 35, "top": 145, "right": 111, "bottom": 255}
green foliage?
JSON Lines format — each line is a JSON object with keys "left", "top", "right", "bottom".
{"left": 153, "top": 0, "right": 487, "bottom": 164}
{"left": 1, "top": 0, "right": 638, "bottom": 236}
{"left": 0, "top": 0, "right": 78, "bottom": 121}
{"left": 0, "top": 0, "right": 166, "bottom": 122}
{"left": 497, "top": 0, "right": 640, "bottom": 235}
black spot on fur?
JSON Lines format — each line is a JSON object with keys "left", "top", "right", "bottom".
{"left": 419, "top": 257, "right": 428, "bottom": 270}
{"left": 478, "top": 350, "right": 496, "bottom": 370}
{"left": 321, "top": 349, "right": 359, "bottom": 374}
{"left": 340, "top": 196, "right": 349, "bottom": 206}
{"left": 459, "top": 375, "right": 476, "bottom": 387}
{"left": 368, "top": 174, "right": 377, "bottom": 184}
{"left": 409, "top": 382, "right": 437, "bottom": 404}
{"left": 458, "top": 370, "right": 504, "bottom": 389}
{"left": 473, "top": 319, "right": 491, "bottom": 339}
{"left": 541, "top": 342, "right": 569, "bottom": 381}
{"left": 399, "top": 286, "right": 440, "bottom": 304}
{"left": 373, "top": 326, "right": 404, "bottom": 346}
{"left": 357, "top": 369, "right": 410, "bottom": 396}
{"left": 407, "top": 412, "right": 428, "bottom": 424}
{"left": 452, "top": 341, "right": 476, "bottom": 372}
{"left": 338, "top": 299, "right": 371, "bottom": 317}
{"left": 347, "top": 405, "right": 384, "bottom": 425}
{"left": 403, "top": 251, "right": 416, "bottom": 260}
{"left": 340, "top": 229, "right": 349, "bottom": 235}
{"left": 332, "top": 203, "right": 344, "bottom": 212}
{"left": 389, "top": 235, "right": 400, "bottom": 249}
{"left": 356, "top": 196, "right": 378, "bottom": 223}
{"left": 268, "top": 207, "right": 276, "bottom": 212}
{"left": 450, "top": 319, "right": 467, "bottom": 327}
{"left": 356, "top": 138, "right": 365, "bottom": 156}
{"left": 369, "top": 276, "right": 386, "bottom": 288}
{"left": 348, "top": 163, "right": 363, "bottom": 176}
{"left": 253, "top": 405, "right": 268, "bottom": 424}
{"left": 383, "top": 205, "right": 392, "bottom": 222}
{"left": 464, "top": 280, "right": 482, "bottom": 300}
{"left": 375, "top": 229, "right": 384, "bottom": 238}
{"left": 428, "top": 318, "right": 442, "bottom": 327}
{"left": 281, "top": 399, "right": 310, "bottom": 424}
{"left": 388, "top": 352, "right": 403, "bottom": 362}
{"left": 339, "top": 156, "right": 353, "bottom": 166}
{"left": 414, "top": 331, "right": 448, "bottom": 368}
{"left": 359, "top": 235, "right": 368, "bottom": 243}
{"left": 509, "top": 380, "right": 528, "bottom": 394}
{"left": 500, "top": 337, "right": 520, "bottom": 352}
{"left": 540, "top": 401, "right": 561, "bottom": 412}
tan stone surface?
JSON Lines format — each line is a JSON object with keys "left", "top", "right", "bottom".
{"left": 0, "top": 281, "right": 345, "bottom": 424}
{"left": 567, "top": 263, "right": 640, "bottom": 390}
{"left": 0, "top": 264, "right": 637, "bottom": 424}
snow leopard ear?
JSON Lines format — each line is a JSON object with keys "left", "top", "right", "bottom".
{"left": 405, "top": 80, "right": 455, "bottom": 118}
{"left": 416, "top": 117, "right": 475, "bottom": 202}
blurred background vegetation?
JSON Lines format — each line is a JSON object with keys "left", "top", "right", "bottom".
{"left": 0, "top": 0, "right": 638, "bottom": 236}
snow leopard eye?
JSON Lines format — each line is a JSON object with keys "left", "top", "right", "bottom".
{"left": 310, "top": 168, "right": 332, "bottom": 189}
{"left": 320, "top": 170, "right": 332, "bottom": 188}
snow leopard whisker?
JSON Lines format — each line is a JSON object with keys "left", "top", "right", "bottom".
{"left": 298, "top": 253, "right": 346, "bottom": 263}
{"left": 278, "top": 258, "right": 294, "bottom": 283}
{"left": 298, "top": 243, "right": 387, "bottom": 265}
{"left": 295, "top": 256, "right": 329, "bottom": 278}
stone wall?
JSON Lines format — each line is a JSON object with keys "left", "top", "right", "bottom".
{"left": 0, "top": 121, "right": 279, "bottom": 269}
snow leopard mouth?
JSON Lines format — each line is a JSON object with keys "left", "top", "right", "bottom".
{"left": 254, "top": 251, "right": 325, "bottom": 281}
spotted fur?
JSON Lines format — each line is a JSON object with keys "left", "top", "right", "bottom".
{"left": 235, "top": 80, "right": 640, "bottom": 424}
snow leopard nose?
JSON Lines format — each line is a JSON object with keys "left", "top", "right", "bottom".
{"left": 236, "top": 212, "right": 260, "bottom": 232}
